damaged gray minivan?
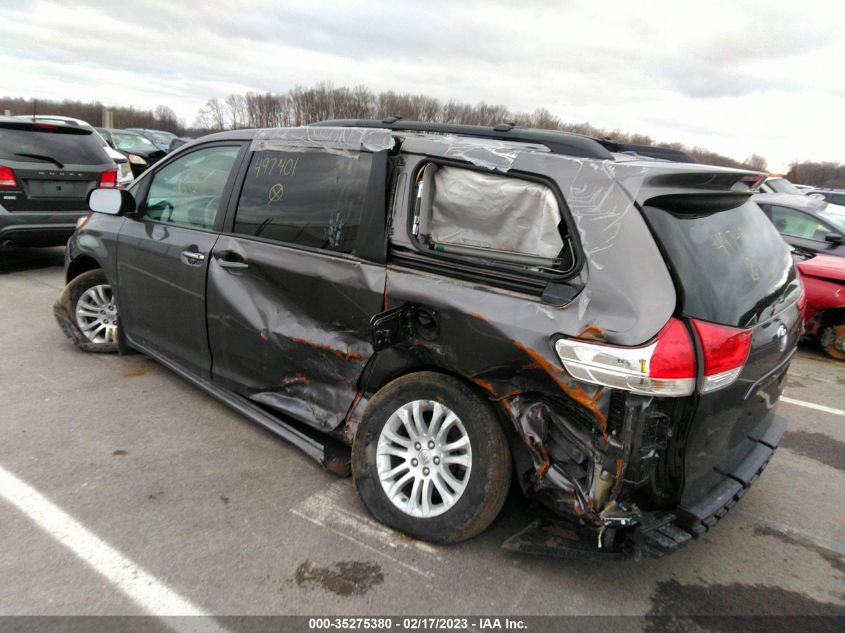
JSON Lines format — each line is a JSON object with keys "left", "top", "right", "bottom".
{"left": 54, "top": 120, "right": 799, "bottom": 558}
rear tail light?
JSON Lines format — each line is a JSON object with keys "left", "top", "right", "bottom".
{"left": 692, "top": 320, "right": 752, "bottom": 393}
{"left": 555, "top": 317, "right": 753, "bottom": 397}
{"left": 554, "top": 318, "right": 696, "bottom": 397}
{"left": 99, "top": 169, "right": 118, "bottom": 188}
{"left": 0, "top": 165, "right": 17, "bottom": 188}
{"left": 32, "top": 123, "right": 58, "bottom": 131}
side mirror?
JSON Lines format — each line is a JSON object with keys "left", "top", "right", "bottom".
{"left": 825, "top": 232, "right": 844, "bottom": 244}
{"left": 88, "top": 188, "right": 136, "bottom": 216}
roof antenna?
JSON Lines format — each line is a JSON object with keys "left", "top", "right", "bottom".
{"left": 382, "top": 115, "right": 402, "bottom": 124}
{"left": 493, "top": 121, "right": 516, "bottom": 132}
{"left": 32, "top": 99, "right": 37, "bottom": 118}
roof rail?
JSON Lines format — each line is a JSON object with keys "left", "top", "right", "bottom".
{"left": 596, "top": 139, "right": 697, "bottom": 164}
{"left": 311, "top": 119, "right": 613, "bottom": 160}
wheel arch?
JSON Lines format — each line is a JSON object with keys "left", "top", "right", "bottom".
{"left": 356, "top": 352, "right": 518, "bottom": 442}
{"left": 66, "top": 255, "right": 103, "bottom": 284}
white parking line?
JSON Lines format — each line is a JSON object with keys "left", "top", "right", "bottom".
{"left": 0, "top": 463, "right": 228, "bottom": 632}
{"left": 780, "top": 396, "right": 845, "bottom": 417}
{"left": 290, "top": 480, "right": 442, "bottom": 581}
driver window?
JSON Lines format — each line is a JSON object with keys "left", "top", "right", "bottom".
{"left": 145, "top": 146, "right": 241, "bottom": 230}
{"left": 770, "top": 206, "right": 831, "bottom": 241}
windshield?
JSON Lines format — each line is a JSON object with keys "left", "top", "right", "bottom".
{"left": 766, "top": 178, "right": 800, "bottom": 195}
{"left": 111, "top": 131, "right": 157, "bottom": 153}
{"left": 821, "top": 212, "right": 845, "bottom": 232}
{"left": 150, "top": 131, "right": 176, "bottom": 145}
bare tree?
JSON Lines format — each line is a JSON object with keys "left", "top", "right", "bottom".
{"left": 194, "top": 98, "right": 226, "bottom": 130}
{"left": 743, "top": 153, "right": 768, "bottom": 172}
{"left": 224, "top": 94, "right": 247, "bottom": 129}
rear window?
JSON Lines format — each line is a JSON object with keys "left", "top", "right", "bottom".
{"left": 0, "top": 127, "right": 109, "bottom": 165}
{"left": 642, "top": 199, "right": 793, "bottom": 327}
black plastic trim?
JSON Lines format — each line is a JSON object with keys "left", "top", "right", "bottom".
{"left": 128, "top": 337, "right": 350, "bottom": 474}
{"left": 312, "top": 119, "right": 613, "bottom": 160}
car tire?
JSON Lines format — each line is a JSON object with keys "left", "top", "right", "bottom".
{"left": 351, "top": 371, "right": 511, "bottom": 544}
{"left": 821, "top": 323, "right": 845, "bottom": 360}
{"left": 54, "top": 269, "right": 119, "bottom": 353}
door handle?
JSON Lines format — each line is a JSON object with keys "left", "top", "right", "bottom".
{"left": 180, "top": 249, "right": 206, "bottom": 264}
{"left": 216, "top": 251, "right": 249, "bottom": 270}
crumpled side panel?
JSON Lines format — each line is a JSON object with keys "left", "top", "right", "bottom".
{"left": 206, "top": 234, "right": 384, "bottom": 431}
{"left": 249, "top": 126, "right": 395, "bottom": 157}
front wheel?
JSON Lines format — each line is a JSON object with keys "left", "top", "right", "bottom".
{"left": 351, "top": 372, "right": 511, "bottom": 544}
{"left": 54, "top": 269, "right": 119, "bottom": 353}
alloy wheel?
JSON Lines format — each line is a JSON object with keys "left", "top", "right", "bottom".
{"left": 376, "top": 400, "right": 472, "bottom": 518}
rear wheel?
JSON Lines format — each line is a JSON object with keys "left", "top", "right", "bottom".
{"left": 352, "top": 372, "right": 511, "bottom": 543}
{"left": 820, "top": 323, "right": 845, "bottom": 360}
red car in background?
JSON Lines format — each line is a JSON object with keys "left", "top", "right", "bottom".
{"left": 796, "top": 253, "right": 845, "bottom": 359}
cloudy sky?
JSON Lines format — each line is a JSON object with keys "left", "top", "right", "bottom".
{"left": 1, "top": 0, "right": 843, "bottom": 171}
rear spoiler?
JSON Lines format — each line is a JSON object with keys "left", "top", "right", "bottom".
{"left": 625, "top": 166, "right": 767, "bottom": 209}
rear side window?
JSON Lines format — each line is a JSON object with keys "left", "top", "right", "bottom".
{"left": 642, "top": 199, "right": 793, "bottom": 327}
{"left": 412, "top": 164, "right": 574, "bottom": 273}
{"left": 233, "top": 150, "right": 373, "bottom": 254}
{"left": 0, "top": 128, "right": 109, "bottom": 165}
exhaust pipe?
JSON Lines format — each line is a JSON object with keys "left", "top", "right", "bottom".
{"left": 0, "top": 239, "right": 14, "bottom": 248}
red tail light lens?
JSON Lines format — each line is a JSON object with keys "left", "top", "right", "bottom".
{"left": 692, "top": 319, "right": 752, "bottom": 393}
{"left": 0, "top": 165, "right": 17, "bottom": 188}
{"left": 99, "top": 169, "right": 118, "bottom": 188}
{"left": 555, "top": 317, "right": 696, "bottom": 397}
{"left": 649, "top": 318, "right": 697, "bottom": 379}
{"left": 32, "top": 123, "right": 58, "bottom": 131}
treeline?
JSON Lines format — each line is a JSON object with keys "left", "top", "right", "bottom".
{"left": 0, "top": 97, "right": 183, "bottom": 134}
{"left": 3, "top": 86, "right": 772, "bottom": 171}
{"left": 195, "top": 82, "right": 767, "bottom": 170}
{"left": 785, "top": 162, "right": 845, "bottom": 188}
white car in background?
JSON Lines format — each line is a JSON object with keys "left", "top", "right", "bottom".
{"left": 13, "top": 115, "right": 134, "bottom": 188}
{"left": 759, "top": 176, "right": 804, "bottom": 195}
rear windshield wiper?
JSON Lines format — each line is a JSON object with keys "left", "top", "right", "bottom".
{"left": 14, "top": 153, "right": 65, "bottom": 169}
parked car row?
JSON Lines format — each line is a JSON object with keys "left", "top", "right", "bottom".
{"left": 95, "top": 127, "right": 166, "bottom": 177}
{"left": 0, "top": 115, "right": 184, "bottom": 247}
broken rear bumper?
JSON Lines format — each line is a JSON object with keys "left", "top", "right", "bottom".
{"left": 675, "top": 412, "right": 788, "bottom": 538}
{"left": 505, "top": 412, "right": 788, "bottom": 559}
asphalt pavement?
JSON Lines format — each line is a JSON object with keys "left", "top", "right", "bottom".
{"left": 1, "top": 246, "right": 843, "bottom": 625}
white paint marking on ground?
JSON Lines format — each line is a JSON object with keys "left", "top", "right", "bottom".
{"left": 0, "top": 463, "right": 229, "bottom": 633}
{"left": 290, "top": 480, "right": 442, "bottom": 580}
{"left": 780, "top": 396, "right": 845, "bottom": 417}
